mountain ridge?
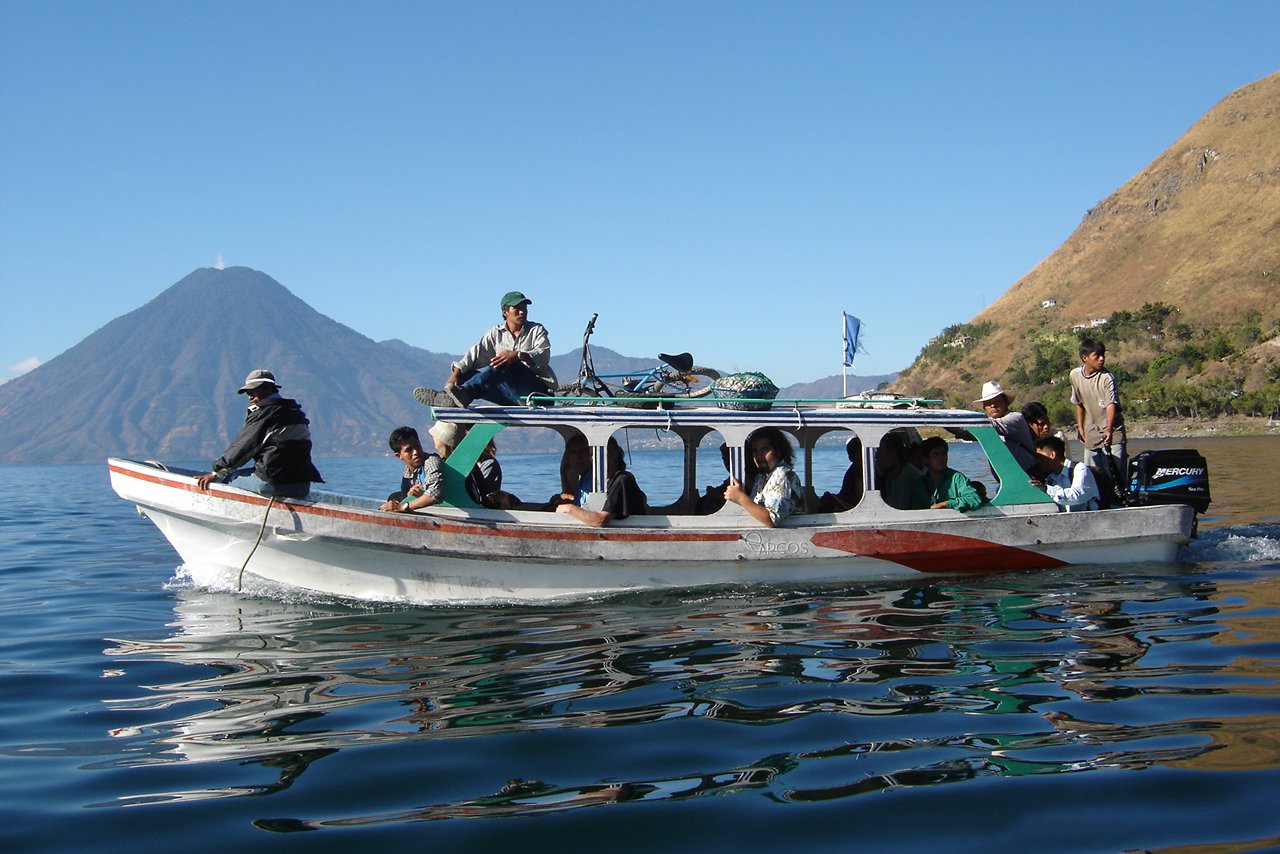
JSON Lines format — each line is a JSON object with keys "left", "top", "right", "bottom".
{"left": 0, "top": 267, "right": 895, "bottom": 464}
{"left": 0, "top": 267, "right": 457, "bottom": 463}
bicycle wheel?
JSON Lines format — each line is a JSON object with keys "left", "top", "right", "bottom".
{"left": 555, "top": 382, "right": 605, "bottom": 406}
{"left": 617, "top": 368, "right": 721, "bottom": 407}
{"left": 611, "top": 388, "right": 665, "bottom": 409}
{"left": 652, "top": 367, "right": 720, "bottom": 399}
{"left": 681, "top": 368, "right": 720, "bottom": 399}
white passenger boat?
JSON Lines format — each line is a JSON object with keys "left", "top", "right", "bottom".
{"left": 108, "top": 400, "right": 1205, "bottom": 605}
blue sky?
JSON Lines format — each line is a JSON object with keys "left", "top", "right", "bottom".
{"left": 2, "top": 2, "right": 1277, "bottom": 387}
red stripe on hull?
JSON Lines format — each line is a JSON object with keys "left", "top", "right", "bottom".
{"left": 110, "top": 463, "right": 739, "bottom": 545}
{"left": 811, "top": 529, "right": 1069, "bottom": 573}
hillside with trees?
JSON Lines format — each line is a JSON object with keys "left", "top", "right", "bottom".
{"left": 895, "top": 70, "right": 1280, "bottom": 424}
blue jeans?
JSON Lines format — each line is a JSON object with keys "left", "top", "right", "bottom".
{"left": 255, "top": 479, "right": 312, "bottom": 499}
{"left": 459, "top": 361, "right": 552, "bottom": 405}
{"left": 229, "top": 468, "right": 311, "bottom": 499}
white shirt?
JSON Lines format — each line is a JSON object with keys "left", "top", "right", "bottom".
{"left": 1045, "top": 459, "right": 1101, "bottom": 512}
{"left": 453, "top": 321, "right": 557, "bottom": 388}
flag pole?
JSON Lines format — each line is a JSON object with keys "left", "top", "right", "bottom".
{"left": 841, "top": 312, "right": 861, "bottom": 399}
{"left": 841, "top": 314, "right": 847, "bottom": 397}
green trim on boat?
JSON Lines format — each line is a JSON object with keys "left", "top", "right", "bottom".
{"left": 967, "top": 426, "right": 1054, "bottom": 507}
{"left": 439, "top": 422, "right": 504, "bottom": 509}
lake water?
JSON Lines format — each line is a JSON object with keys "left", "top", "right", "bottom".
{"left": 2, "top": 436, "right": 1278, "bottom": 851}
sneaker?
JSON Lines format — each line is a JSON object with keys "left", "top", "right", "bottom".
{"left": 444, "top": 383, "right": 472, "bottom": 407}
{"left": 413, "top": 387, "right": 447, "bottom": 407}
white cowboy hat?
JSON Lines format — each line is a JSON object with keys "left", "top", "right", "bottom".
{"left": 974, "top": 380, "right": 1016, "bottom": 406}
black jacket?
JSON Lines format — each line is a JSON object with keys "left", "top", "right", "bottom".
{"left": 212, "top": 396, "right": 324, "bottom": 485}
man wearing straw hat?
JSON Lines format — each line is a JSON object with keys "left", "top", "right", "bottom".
{"left": 973, "top": 380, "right": 1039, "bottom": 475}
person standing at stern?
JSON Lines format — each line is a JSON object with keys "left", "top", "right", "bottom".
{"left": 1069, "top": 338, "right": 1127, "bottom": 476}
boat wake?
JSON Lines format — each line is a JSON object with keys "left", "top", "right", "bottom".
{"left": 164, "top": 562, "right": 386, "bottom": 609}
{"left": 1180, "top": 522, "right": 1280, "bottom": 564}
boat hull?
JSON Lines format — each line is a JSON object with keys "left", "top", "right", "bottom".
{"left": 109, "top": 458, "right": 1196, "bottom": 604}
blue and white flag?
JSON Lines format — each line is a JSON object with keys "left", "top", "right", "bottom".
{"left": 842, "top": 313, "right": 861, "bottom": 367}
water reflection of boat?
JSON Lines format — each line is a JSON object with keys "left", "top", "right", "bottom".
{"left": 95, "top": 568, "right": 1275, "bottom": 822}
{"left": 108, "top": 401, "right": 1203, "bottom": 604}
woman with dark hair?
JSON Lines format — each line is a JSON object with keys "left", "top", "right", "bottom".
{"left": 557, "top": 432, "right": 591, "bottom": 505}
{"left": 536, "top": 432, "right": 590, "bottom": 511}
{"left": 725, "top": 427, "right": 804, "bottom": 527}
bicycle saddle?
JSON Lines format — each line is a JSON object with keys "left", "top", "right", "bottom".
{"left": 659, "top": 352, "right": 694, "bottom": 372}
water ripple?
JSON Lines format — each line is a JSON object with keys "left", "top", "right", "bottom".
{"left": 4, "top": 458, "right": 1280, "bottom": 849}
{"left": 59, "top": 564, "right": 1275, "bottom": 832}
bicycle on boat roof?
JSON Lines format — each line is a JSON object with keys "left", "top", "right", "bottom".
{"left": 555, "top": 313, "right": 720, "bottom": 407}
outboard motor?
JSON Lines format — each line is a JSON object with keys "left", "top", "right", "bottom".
{"left": 1127, "top": 449, "right": 1211, "bottom": 513}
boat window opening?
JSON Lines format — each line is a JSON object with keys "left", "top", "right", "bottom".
{"left": 808, "top": 429, "right": 865, "bottom": 513}
{"left": 947, "top": 438, "right": 1000, "bottom": 500}
{"left": 491, "top": 427, "right": 590, "bottom": 510}
{"left": 449, "top": 426, "right": 569, "bottom": 510}
{"left": 693, "top": 430, "right": 739, "bottom": 516}
{"left": 872, "top": 427, "right": 919, "bottom": 510}
{"left": 616, "top": 427, "right": 687, "bottom": 512}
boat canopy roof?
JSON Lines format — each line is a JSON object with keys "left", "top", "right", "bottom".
{"left": 428, "top": 400, "right": 991, "bottom": 433}
{"left": 421, "top": 400, "right": 1048, "bottom": 512}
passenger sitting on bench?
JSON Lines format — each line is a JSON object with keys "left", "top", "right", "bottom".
{"left": 428, "top": 421, "right": 515, "bottom": 509}
{"left": 556, "top": 438, "right": 647, "bottom": 527}
{"left": 875, "top": 432, "right": 915, "bottom": 510}
{"left": 380, "top": 426, "right": 444, "bottom": 513}
{"left": 911, "top": 436, "right": 983, "bottom": 511}
{"left": 1031, "top": 435, "right": 1101, "bottom": 512}
{"left": 818, "top": 436, "right": 864, "bottom": 512}
{"left": 725, "top": 427, "right": 804, "bottom": 527}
